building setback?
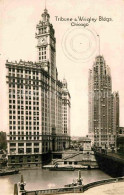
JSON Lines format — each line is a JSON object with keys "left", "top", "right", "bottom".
{"left": 6, "top": 9, "right": 70, "bottom": 167}
{"left": 88, "top": 55, "right": 119, "bottom": 148}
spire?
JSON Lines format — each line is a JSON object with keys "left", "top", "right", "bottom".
{"left": 44, "top": 0, "right": 47, "bottom": 13}
{"left": 97, "top": 34, "right": 100, "bottom": 56}
{"left": 41, "top": 2, "right": 50, "bottom": 22}
{"left": 45, "top": 0, "right": 46, "bottom": 9}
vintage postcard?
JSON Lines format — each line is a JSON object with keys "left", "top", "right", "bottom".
{"left": 0, "top": 0, "right": 124, "bottom": 195}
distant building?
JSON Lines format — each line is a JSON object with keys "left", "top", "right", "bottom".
{"left": 88, "top": 56, "right": 119, "bottom": 148}
{"left": 78, "top": 137, "right": 91, "bottom": 151}
{"left": 62, "top": 79, "right": 71, "bottom": 137}
{"left": 70, "top": 136, "right": 91, "bottom": 152}
{"left": 6, "top": 9, "right": 71, "bottom": 167}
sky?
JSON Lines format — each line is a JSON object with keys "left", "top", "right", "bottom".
{"left": 0, "top": 0, "right": 124, "bottom": 136}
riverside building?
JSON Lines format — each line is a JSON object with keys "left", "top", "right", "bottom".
{"left": 6, "top": 9, "right": 71, "bottom": 167}
{"left": 88, "top": 56, "right": 119, "bottom": 148}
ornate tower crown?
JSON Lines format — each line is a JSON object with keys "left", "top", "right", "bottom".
{"left": 41, "top": 9, "right": 50, "bottom": 23}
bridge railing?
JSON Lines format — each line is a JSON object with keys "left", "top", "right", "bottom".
{"left": 83, "top": 177, "right": 124, "bottom": 192}
{"left": 25, "top": 186, "right": 84, "bottom": 195}
{"left": 24, "top": 177, "right": 124, "bottom": 195}
{"left": 15, "top": 174, "right": 124, "bottom": 195}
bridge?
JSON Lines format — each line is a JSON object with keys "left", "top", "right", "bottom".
{"left": 14, "top": 174, "right": 124, "bottom": 195}
{"left": 95, "top": 151, "right": 124, "bottom": 177}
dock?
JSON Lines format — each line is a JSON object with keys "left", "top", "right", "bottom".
{"left": 42, "top": 164, "right": 94, "bottom": 170}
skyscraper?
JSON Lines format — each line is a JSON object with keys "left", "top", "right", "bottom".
{"left": 88, "top": 55, "right": 119, "bottom": 148}
{"left": 62, "top": 79, "right": 71, "bottom": 137}
{"left": 6, "top": 9, "right": 70, "bottom": 167}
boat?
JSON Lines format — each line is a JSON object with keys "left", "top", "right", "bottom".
{"left": 49, "top": 166, "right": 75, "bottom": 171}
{"left": 0, "top": 169, "right": 19, "bottom": 176}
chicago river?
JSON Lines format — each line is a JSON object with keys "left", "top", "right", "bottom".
{"left": 0, "top": 169, "right": 110, "bottom": 195}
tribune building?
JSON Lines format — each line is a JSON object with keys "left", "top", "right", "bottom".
{"left": 88, "top": 56, "right": 119, "bottom": 148}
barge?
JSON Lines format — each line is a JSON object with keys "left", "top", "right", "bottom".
{"left": 0, "top": 169, "right": 19, "bottom": 176}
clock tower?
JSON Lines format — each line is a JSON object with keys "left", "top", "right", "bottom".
{"left": 35, "top": 8, "right": 56, "bottom": 78}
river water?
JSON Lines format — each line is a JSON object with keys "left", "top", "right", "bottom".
{"left": 0, "top": 169, "right": 111, "bottom": 195}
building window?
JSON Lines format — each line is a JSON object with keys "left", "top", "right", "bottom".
{"left": 34, "top": 148, "right": 39, "bottom": 153}
{"left": 69, "top": 162, "right": 72, "bottom": 165}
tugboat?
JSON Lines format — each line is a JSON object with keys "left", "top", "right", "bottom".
{"left": 64, "top": 170, "right": 83, "bottom": 187}
{"left": 0, "top": 169, "right": 19, "bottom": 176}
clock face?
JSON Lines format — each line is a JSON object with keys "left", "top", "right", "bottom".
{"left": 38, "top": 37, "right": 47, "bottom": 45}
{"left": 41, "top": 37, "right": 45, "bottom": 43}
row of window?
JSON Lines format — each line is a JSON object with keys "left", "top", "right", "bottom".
{"left": 8, "top": 75, "right": 48, "bottom": 81}
{"left": 10, "top": 142, "right": 39, "bottom": 147}
{"left": 10, "top": 126, "right": 40, "bottom": 130}
{"left": 10, "top": 132, "right": 39, "bottom": 135}
{"left": 38, "top": 28, "right": 47, "bottom": 34}
{"left": 9, "top": 110, "right": 39, "bottom": 115}
{"left": 9, "top": 86, "right": 40, "bottom": 91}
{"left": 39, "top": 56, "right": 46, "bottom": 60}
{"left": 9, "top": 68, "right": 41, "bottom": 75}
{"left": 9, "top": 100, "right": 39, "bottom": 105}
{"left": 39, "top": 47, "right": 46, "bottom": 51}
{"left": 39, "top": 51, "right": 46, "bottom": 55}
{"left": 9, "top": 89, "right": 49, "bottom": 96}
{"left": 9, "top": 105, "right": 40, "bottom": 110}
{"left": 9, "top": 121, "right": 40, "bottom": 125}
{"left": 10, "top": 136, "right": 40, "bottom": 140}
